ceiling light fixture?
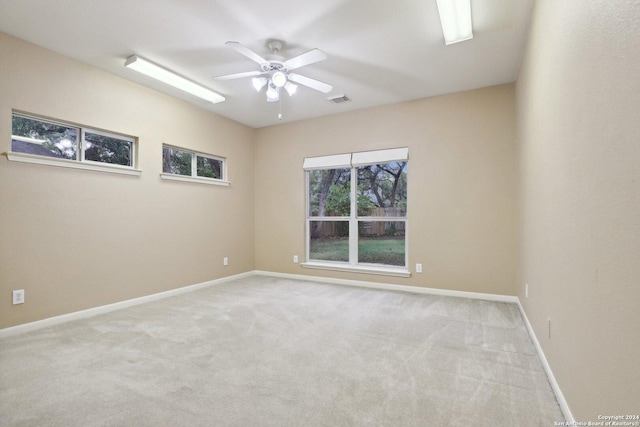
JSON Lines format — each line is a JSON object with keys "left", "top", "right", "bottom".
{"left": 436, "top": 0, "right": 473, "bottom": 45}
{"left": 252, "top": 71, "right": 300, "bottom": 102}
{"left": 252, "top": 76, "right": 268, "bottom": 91}
{"left": 284, "top": 81, "right": 298, "bottom": 96}
{"left": 266, "top": 83, "right": 280, "bottom": 102}
{"left": 124, "top": 55, "right": 225, "bottom": 104}
{"left": 271, "top": 71, "right": 287, "bottom": 88}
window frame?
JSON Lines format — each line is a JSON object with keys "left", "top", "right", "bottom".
{"left": 7, "top": 112, "right": 140, "bottom": 176}
{"left": 303, "top": 148, "right": 409, "bottom": 277}
{"left": 160, "top": 143, "right": 229, "bottom": 187}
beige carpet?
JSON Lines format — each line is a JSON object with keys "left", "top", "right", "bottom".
{"left": 0, "top": 275, "right": 564, "bottom": 426}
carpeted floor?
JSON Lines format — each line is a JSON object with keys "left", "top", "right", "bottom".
{"left": 0, "top": 275, "right": 564, "bottom": 426}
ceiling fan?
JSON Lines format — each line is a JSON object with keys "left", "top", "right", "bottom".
{"left": 215, "top": 40, "right": 333, "bottom": 102}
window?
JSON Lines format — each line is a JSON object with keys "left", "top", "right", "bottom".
{"left": 10, "top": 112, "right": 136, "bottom": 172}
{"left": 304, "top": 148, "right": 408, "bottom": 276}
{"left": 161, "top": 144, "right": 228, "bottom": 186}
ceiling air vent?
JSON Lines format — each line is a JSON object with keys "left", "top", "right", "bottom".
{"left": 327, "top": 94, "right": 351, "bottom": 104}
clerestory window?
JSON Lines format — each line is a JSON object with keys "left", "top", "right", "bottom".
{"left": 9, "top": 112, "right": 138, "bottom": 175}
{"left": 161, "top": 144, "right": 229, "bottom": 186}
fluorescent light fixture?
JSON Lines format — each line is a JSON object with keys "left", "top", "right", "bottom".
{"left": 436, "top": 0, "right": 473, "bottom": 45}
{"left": 124, "top": 55, "right": 225, "bottom": 104}
{"left": 252, "top": 77, "right": 268, "bottom": 91}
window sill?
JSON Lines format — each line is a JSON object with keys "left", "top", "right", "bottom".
{"left": 301, "top": 262, "right": 411, "bottom": 278}
{"left": 160, "top": 173, "right": 230, "bottom": 187}
{"left": 5, "top": 152, "right": 142, "bottom": 176}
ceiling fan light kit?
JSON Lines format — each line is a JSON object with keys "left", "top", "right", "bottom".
{"left": 284, "top": 82, "right": 297, "bottom": 96}
{"left": 266, "top": 84, "right": 279, "bottom": 102}
{"left": 124, "top": 55, "right": 225, "bottom": 104}
{"left": 271, "top": 71, "right": 287, "bottom": 88}
{"left": 215, "top": 40, "right": 333, "bottom": 104}
{"left": 252, "top": 77, "right": 268, "bottom": 91}
{"left": 436, "top": 0, "right": 474, "bottom": 45}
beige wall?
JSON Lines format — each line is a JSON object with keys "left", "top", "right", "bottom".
{"left": 9, "top": 4, "right": 638, "bottom": 418}
{"left": 254, "top": 84, "right": 518, "bottom": 295}
{"left": 516, "top": 0, "right": 640, "bottom": 420}
{"left": 0, "top": 33, "right": 255, "bottom": 329}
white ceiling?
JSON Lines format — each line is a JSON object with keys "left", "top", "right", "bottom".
{"left": 0, "top": 0, "right": 535, "bottom": 128}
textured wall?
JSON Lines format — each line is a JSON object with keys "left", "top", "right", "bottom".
{"left": 516, "top": 0, "right": 640, "bottom": 420}
{"left": 0, "top": 33, "right": 255, "bottom": 328}
{"left": 254, "top": 84, "right": 518, "bottom": 296}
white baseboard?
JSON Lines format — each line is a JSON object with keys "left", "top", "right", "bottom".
{"left": 258, "top": 271, "right": 574, "bottom": 421}
{"left": 0, "top": 271, "right": 254, "bottom": 339}
{"left": 1, "top": 268, "right": 574, "bottom": 423}
{"left": 0, "top": 270, "right": 517, "bottom": 338}
{"left": 516, "top": 299, "right": 574, "bottom": 423}
{"left": 254, "top": 270, "right": 518, "bottom": 303}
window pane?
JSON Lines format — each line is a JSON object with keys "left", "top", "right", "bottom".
{"left": 163, "top": 147, "right": 192, "bottom": 175}
{"left": 11, "top": 115, "right": 78, "bottom": 160}
{"left": 197, "top": 155, "right": 223, "bottom": 179}
{"left": 308, "top": 168, "right": 351, "bottom": 217}
{"left": 357, "top": 162, "right": 407, "bottom": 217}
{"left": 309, "top": 221, "right": 349, "bottom": 262}
{"left": 358, "top": 221, "right": 406, "bottom": 266}
{"left": 84, "top": 132, "right": 132, "bottom": 166}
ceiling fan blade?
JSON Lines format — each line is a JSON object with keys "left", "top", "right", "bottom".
{"left": 288, "top": 73, "right": 333, "bottom": 93}
{"left": 225, "top": 41, "right": 268, "bottom": 66}
{"left": 214, "top": 70, "right": 264, "bottom": 80}
{"left": 284, "top": 49, "right": 327, "bottom": 70}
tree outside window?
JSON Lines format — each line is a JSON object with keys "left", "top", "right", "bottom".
{"left": 307, "top": 159, "right": 407, "bottom": 267}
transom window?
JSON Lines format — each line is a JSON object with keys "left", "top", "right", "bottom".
{"left": 11, "top": 112, "right": 135, "bottom": 167}
{"left": 304, "top": 148, "right": 408, "bottom": 274}
{"left": 161, "top": 144, "right": 228, "bottom": 186}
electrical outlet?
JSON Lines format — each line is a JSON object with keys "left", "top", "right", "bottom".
{"left": 12, "top": 289, "right": 25, "bottom": 305}
{"left": 525, "top": 283, "right": 529, "bottom": 298}
{"left": 223, "top": 257, "right": 229, "bottom": 266}
{"left": 293, "top": 255, "right": 299, "bottom": 263}
{"left": 416, "top": 263, "right": 423, "bottom": 273}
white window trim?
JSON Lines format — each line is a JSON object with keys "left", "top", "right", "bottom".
{"left": 301, "top": 261, "right": 411, "bottom": 278}
{"left": 160, "top": 173, "right": 230, "bottom": 186}
{"left": 351, "top": 147, "right": 409, "bottom": 166}
{"left": 303, "top": 147, "right": 409, "bottom": 170}
{"left": 81, "top": 128, "right": 136, "bottom": 168}
{"left": 161, "top": 144, "right": 228, "bottom": 185}
{"left": 5, "top": 151, "right": 142, "bottom": 176}
{"left": 304, "top": 148, "right": 409, "bottom": 275}
{"left": 10, "top": 112, "right": 138, "bottom": 174}
{"left": 302, "top": 153, "right": 352, "bottom": 170}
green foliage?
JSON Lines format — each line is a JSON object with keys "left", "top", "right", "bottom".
{"left": 309, "top": 237, "right": 349, "bottom": 262}
{"left": 356, "top": 183, "right": 376, "bottom": 215}
{"left": 197, "top": 156, "right": 222, "bottom": 179}
{"left": 308, "top": 168, "right": 351, "bottom": 216}
{"left": 12, "top": 116, "right": 132, "bottom": 165}
{"left": 85, "top": 133, "right": 131, "bottom": 166}
{"left": 358, "top": 237, "right": 405, "bottom": 266}
{"left": 387, "top": 223, "right": 397, "bottom": 236}
{"left": 12, "top": 115, "right": 78, "bottom": 160}
{"left": 325, "top": 181, "right": 350, "bottom": 215}
{"left": 163, "top": 147, "right": 191, "bottom": 175}
{"left": 357, "top": 162, "right": 407, "bottom": 214}
{"left": 311, "top": 237, "right": 405, "bottom": 266}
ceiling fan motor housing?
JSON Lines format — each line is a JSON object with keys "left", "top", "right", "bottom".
{"left": 261, "top": 61, "right": 286, "bottom": 73}
{"left": 216, "top": 40, "right": 333, "bottom": 97}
